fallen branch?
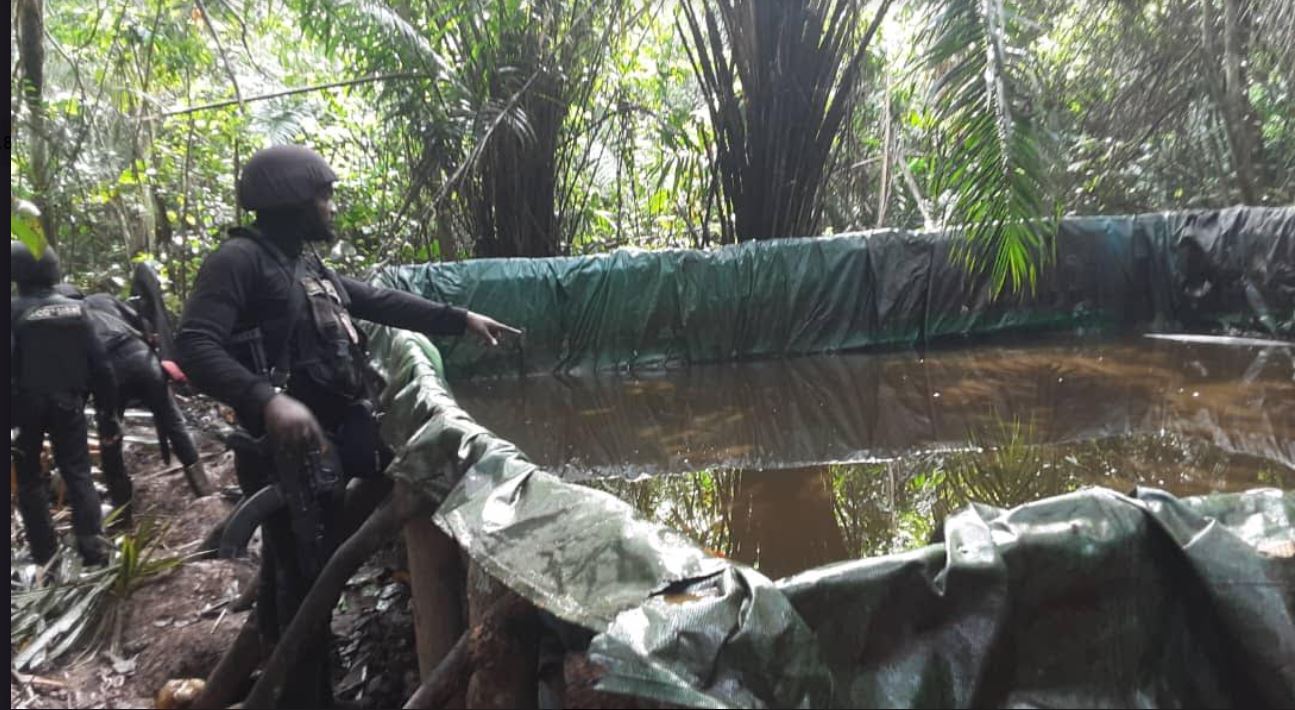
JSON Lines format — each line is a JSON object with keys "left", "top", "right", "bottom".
{"left": 11, "top": 670, "right": 67, "bottom": 688}
{"left": 341, "top": 477, "right": 394, "bottom": 540}
{"left": 402, "top": 631, "right": 469, "bottom": 709}
{"left": 199, "top": 475, "right": 390, "bottom": 560}
{"left": 136, "top": 450, "right": 226, "bottom": 482}
{"left": 191, "top": 616, "right": 261, "bottom": 710}
{"left": 142, "top": 73, "right": 433, "bottom": 122}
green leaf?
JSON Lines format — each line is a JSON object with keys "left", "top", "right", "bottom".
{"left": 11, "top": 209, "right": 47, "bottom": 259}
{"left": 13, "top": 578, "right": 109, "bottom": 670}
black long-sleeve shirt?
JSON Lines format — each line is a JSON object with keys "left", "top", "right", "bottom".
{"left": 83, "top": 293, "right": 150, "bottom": 352}
{"left": 176, "top": 228, "right": 467, "bottom": 432}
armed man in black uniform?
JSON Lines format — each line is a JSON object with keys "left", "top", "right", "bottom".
{"left": 176, "top": 144, "right": 518, "bottom": 708}
{"left": 72, "top": 290, "right": 215, "bottom": 512}
{"left": 11, "top": 242, "right": 120, "bottom": 567}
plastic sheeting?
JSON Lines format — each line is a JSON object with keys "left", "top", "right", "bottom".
{"left": 376, "top": 207, "right": 1294, "bottom": 380}
{"left": 366, "top": 324, "right": 1295, "bottom": 710}
{"left": 595, "top": 488, "right": 1295, "bottom": 709}
{"left": 366, "top": 206, "right": 1294, "bottom": 708}
{"left": 1174, "top": 207, "right": 1295, "bottom": 335}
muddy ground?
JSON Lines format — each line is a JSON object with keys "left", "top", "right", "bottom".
{"left": 10, "top": 397, "right": 420, "bottom": 709}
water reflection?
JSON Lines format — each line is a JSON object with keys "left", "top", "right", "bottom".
{"left": 584, "top": 428, "right": 1293, "bottom": 577}
{"left": 457, "top": 334, "right": 1294, "bottom": 577}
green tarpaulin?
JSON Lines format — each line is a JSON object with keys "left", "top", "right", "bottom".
{"left": 377, "top": 206, "right": 1293, "bottom": 379}
{"left": 364, "top": 206, "right": 1295, "bottom": 708}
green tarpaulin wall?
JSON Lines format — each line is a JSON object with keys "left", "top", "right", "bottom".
{"left": 365, "top": 206, "right": 1295, "bottom": 708}
{"left": 376, "top": 206, "right": 1293, "bottom": 379}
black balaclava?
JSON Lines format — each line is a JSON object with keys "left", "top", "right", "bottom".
{"left": 253, "top": 204, "right": 335, "bottom": 257}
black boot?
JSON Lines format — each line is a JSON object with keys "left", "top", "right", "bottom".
{"left": 184, "top": 459, "right": 215, "bottom": 497}
{"left": 77, "top": 534, "right": 112, "bottom": 568}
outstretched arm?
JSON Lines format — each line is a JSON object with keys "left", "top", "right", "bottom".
{"left": 340, "top": 277, "right": 522, "bottom": 345}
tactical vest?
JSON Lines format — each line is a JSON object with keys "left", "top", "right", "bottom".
{"left": 292, "top": 263, "right": 372, "bottom": 401}
{"left": 13, "top": 295, "right": 93, "bottom": 394}
{"left": 226, "top": 232, "right": 377, "bottom": 405}
{"left": 226, "top": 231, "right": 387, "bottom": 477}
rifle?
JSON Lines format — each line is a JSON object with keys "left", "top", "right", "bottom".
{"left": 220, "top": 430, "right": 342, "bottom": 580}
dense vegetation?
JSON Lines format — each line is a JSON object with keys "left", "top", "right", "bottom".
{"left": 11, "top": 0, "right": 1294, "bottom": 301}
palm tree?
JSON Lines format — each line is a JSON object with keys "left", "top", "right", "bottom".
{"left": 679, "top": 0, "right": 1057, "bottom": 294}
{"left": 680, "top": 0, "right": 894, "bottom": 244}
{"left": 298, "top": 0, "right": 635, "bottom": 259}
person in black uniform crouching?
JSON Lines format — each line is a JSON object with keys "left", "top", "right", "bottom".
{"left": 58, "top": 287, "right": 216, "bottom": 517}
{"left": 11, "top": 242, "right": 120, "bottom": 567}
{"left": 176, "top": 144, "right": 519, "bottom": 708}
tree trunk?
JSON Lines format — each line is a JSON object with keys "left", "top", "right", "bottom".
{"left": 470, "top": 71, "right": 566, "bottom": 259}
{"left": 126, "top": 103, "right": 158, "bottom": 258}
{"left": 1205, "top": 0, "right": 1266, "bottom": 204}
{"left": 1221, "top": 0, "right": 1267, "bottom": 203}
{"left": 16, "top": 0, "right": 55, "bottom": 245}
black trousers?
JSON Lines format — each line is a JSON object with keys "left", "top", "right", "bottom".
{"left": 100, "top": 340, "right": 201, "bottom": 510}
{"left": 13, "top": 392, "right": 104, "bottom": 564}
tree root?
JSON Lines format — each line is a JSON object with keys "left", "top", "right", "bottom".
{"left": 192, "top": 615, "right": 262, "bottom": 710}
{"left": 240, "top": 487, "right": 431, "bottom": 708}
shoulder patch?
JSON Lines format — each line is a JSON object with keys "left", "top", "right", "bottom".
{"left": 23, "top": 304, "right": 84, "bottom": 322}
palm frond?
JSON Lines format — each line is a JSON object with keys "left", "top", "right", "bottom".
{"left": 922, "top": 0, "right": 1055, "bottom": 296}
{"left": 938, "top": 415, "right": 1072, "bottom": 511}
{"left": 11, "top": 515, "right": 185, "bottom": 671}
{"left": 253, "top": 100, "right": 316, "bottom": 144}
{"left": 301, "top": 0, "right": 448, "bottom": 75}
{"left": 476, "top": 95, "right": 538, "bottom": 148}
{"left": 11, "top": 198, "right": 48, "bottom": 257}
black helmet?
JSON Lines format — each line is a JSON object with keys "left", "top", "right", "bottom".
{"left": 11, "top": 241, "right": 61, "bottom": 288}
{"left": 12, "top": 241, "right": 35, "bottom": 282}
{"left": 237, "top": 144, "right": 338, "bottom": 211}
